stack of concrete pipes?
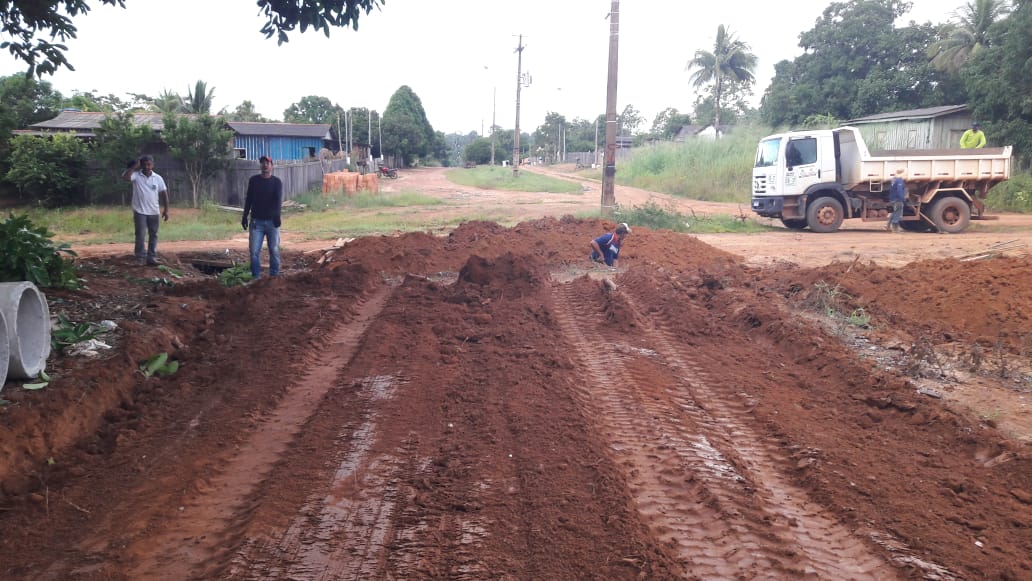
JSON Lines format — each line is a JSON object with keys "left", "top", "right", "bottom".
{"left": 0, "top": 282, "right": 52, "bottom": 390}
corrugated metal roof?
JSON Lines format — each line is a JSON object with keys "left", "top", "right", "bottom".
{"left": 847, "top": 105, "right": 968, "bottom": 124}
{"left": 27, "top": 111, "right": 330, "bottom": 139}
{"left": 227, "top": 122, "right": 331, "bottom": 139}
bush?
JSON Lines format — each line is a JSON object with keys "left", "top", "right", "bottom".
{"left": 0, "top": 213, "right": 81, "bottom": 288}
{"left": 985, "top": 171, "right": 1032, "bottom": 213}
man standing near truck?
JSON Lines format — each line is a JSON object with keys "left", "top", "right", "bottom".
{"left": 960, "top": 122, "right": 986, "bottom": 149}
{"left": 886, "top": 168, "right": 906, "bottom": 233}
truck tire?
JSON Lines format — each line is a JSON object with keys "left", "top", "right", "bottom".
{"left": 780, "top": 218, "right": 807, "bottom": 230}
{"left": 929, "top": 197, "right": 970, "bottom": 234}
{"left": 805, "top": 197, "right": 844, "bottom": 233}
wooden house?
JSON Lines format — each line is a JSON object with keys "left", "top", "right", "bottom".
{"left": 846, "top": 105, "right": 973, "bottom": 150}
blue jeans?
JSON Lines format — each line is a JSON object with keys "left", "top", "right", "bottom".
{"left": 248, "top": 219, "right": 280, "bottom": 278}
{"left": 133, "top": 211, "right": 160, "bottom": 262}
{"left": 888, "top": 201, "right": 904, "bottom": 227}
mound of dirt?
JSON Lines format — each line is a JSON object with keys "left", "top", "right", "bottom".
{"left": 0, "top": 218, "right": 1029, "bottom": 579}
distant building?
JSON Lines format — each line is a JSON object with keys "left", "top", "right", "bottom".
{"left": 227, "top": 121, "right": 332, "bottom": 161}
{"left": 846, "top": 105, "right": 972, "bottom": 150}
{"left": 673, "top": 124, "right": 733, "bottom": 141}
{"left": 23, "top": 110, "right": 332, "bottom": 161}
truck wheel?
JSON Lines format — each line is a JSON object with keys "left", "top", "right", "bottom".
{"left": 805, "top": 197, "right": 844, "bottom": 233}
{"left": 780, "top": 218, "right": 807, "bottom": 230}
{"left": 930, "top": 197, "right": 971, "bottom": 234}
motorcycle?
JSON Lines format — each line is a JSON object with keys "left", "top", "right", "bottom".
{"left": 378, "top": 166, "right": 398, "bottom": 179}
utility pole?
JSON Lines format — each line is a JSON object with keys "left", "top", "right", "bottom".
{"left": 601, "top": 0, "right": 620, "bottom": 216}
{"left": 367, "top": 109, "right": 373, "bottom": 168}
{"left": 491, "top": 86, "right": 496, "bottom": 166}
{"left": 513, "top": 34, "right": 525, "bottom": 177}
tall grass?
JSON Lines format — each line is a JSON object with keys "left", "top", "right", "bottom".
{"left": 447, "top": 166, "right": 582, "bottom": 193}
{"left": 20, "top": 201, "right": 238, "bottom": 243}
{"left": 618, "top": 125, "right": 771, "bottom": 203}
{"left": 986, "top": 171, "right": 1032, "bottom": 213}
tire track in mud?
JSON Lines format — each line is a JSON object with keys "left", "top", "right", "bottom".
{"left": 103, "top": 285, "right": 395, "bottom": 580}
{"left": 553, "top": 280, "right": 895, "bottom": 579}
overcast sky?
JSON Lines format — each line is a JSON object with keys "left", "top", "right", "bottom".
{"left": 0, "top": 0, "right": 959, "bottom": 135}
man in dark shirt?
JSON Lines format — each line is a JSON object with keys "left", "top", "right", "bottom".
{"left": 886, "top": 168, "right": 906, "bottom": 233}
{"left": 241, "top": 155, "right": 284, "bottom": 278}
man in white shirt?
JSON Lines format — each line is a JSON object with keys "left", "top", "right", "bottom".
{"left": 122, "top": 155, "right": 170, "bottom": 266}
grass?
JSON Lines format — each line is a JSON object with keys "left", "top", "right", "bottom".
{"left": 446, "top": 166, "right": 582, "bottom": 193}
{"left": 615, "top": 199, "right": 769, "bottom": 233}
{"left": 617, "top": 126, "right": 770, "bottom": 204}
{"left": 21, "top": 202, "right": 240, "bottom": 243}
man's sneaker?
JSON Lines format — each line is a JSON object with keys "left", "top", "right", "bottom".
{"left": 146, "top": 258, "right": 159, "bottom": 266}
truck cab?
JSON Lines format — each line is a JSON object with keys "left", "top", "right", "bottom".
{"left": 751, "top": 129, "right": 851, "bottom": 231}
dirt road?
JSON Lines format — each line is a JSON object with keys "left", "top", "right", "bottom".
{"left": 1, "top": 167, "right": 1030, "bottom": 579}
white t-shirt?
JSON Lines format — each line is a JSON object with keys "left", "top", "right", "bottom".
{"left": 130, "top": 171, "right": 167, "bottom": 215}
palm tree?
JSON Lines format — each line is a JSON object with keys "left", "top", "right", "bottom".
{"left": 181, "top": 80, "right": 215, "bottom": 114}
{"left": 151, "top": 89, "right": 182, "bottom": 115}
{"left": 928, "top": 0, "right": 1011, "bottom": 73}
{"left": 685, "top": 25, "right": 757, "bottom": 135}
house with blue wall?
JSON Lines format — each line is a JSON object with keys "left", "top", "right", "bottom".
{"left": 25, "top": 111, "right": 332, "bottom": 161}
{"left": 227, "top": 122, "right": 332, "bottom": 161}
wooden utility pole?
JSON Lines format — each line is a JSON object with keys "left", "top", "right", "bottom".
{"left": 513, "top": 34, "right": 525, "bottom": 177}
{"left": 601, "top": 0, "right": 620, "bottom": 216}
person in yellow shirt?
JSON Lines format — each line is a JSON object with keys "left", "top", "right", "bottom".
{"left": 960, "top": 122, "right": 986, "bottom": 148}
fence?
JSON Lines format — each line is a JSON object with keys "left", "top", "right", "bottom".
{"left": 89, "top": 158, "right": 349, "bottom": 207}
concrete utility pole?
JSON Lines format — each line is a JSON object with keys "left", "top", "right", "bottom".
{"left": 513, "top": 34, "right": 525, "bottom": 177}
{"left": 601, "top": 0, "right": 620, "bottom": 216}
{"left": 491, "top": 86, "right": 497, "bottom": 166}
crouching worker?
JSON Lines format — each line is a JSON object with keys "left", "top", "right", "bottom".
{"left": 589, "top": 222, "right": 631, "bottom": 268}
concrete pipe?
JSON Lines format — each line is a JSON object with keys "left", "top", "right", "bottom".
{"left": 0, "top": 310, "right": 8, "bottom": 389}
{"left": 0, "top": 282, "right": 52, "bottom": 380}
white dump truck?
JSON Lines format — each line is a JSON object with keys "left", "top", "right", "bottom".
{"left": 750, "top": 126, "right": 1012, "bottom": 233}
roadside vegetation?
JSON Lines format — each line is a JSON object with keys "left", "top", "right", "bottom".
{"left": 446, "top": 166, "right": 582, "bottom": 194}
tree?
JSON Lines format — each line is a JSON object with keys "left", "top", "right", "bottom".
{"left": 3, "top": 1, "right": 383, "bottom": 77}
{"left": 760, "top": 0, "right": 949, "bottom": 127}
{"left": 928, "top": 0, "right": 1011, "bottom": 74}
{"left": 148, "top": 89, "right": 182, "bottom": 115}
{"left": 161, "top": 113, "right": 234, "bottom": 208}
{"left": 4, "top": 133, "right": 91, "bottom": 205}
{"left": 963, "top": 0, "right": 1029, "bottom": 161}
{"left": 532, "top": 112, "right": 567, "bottom": 162}
{"left": 617, "top": 104, "right": 644, "bottom": 136}
{"left": 181, "top": 80, "right": 215, "bottom": 114}
{"left": 284, "top": 95, "right": 340, "bottom": 125}
{"left": 226, "top": 100, "right": 269, "bottom": 122}
{"left": 381, "top": 86, "right": 435, "bottom": 166}
{"left": 63, "top": 90, "right": 148, "bottom": 113}
{"left": 464, "top": 138, "right": 492, "bottom": 165}
{"left": 0, "top": 74, "right": 64, "bottom": 184}
{"left": 90, "top": 112, "right": 155, "bottom": 203}
{"left": 649, "top": 108, "right": 692, "bottom": 140}
{"left": 686, "top": 24, "right": 757, "bottom": 132}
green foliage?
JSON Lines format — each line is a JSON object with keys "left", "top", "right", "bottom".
{"left": 0, "top": 213, "right": 81, "bottom": 288}
{"left": 219, "top": 265, "right": 253, "bottom": 287}
{"left": 89, "top": 112, "right": 156, "bottom": 203}
{"left": 382, "top": 85, "right": 435, "bottom": 166}
{"left": 51, "top": 314, "right": 107, "bottom": 352}
{"left": 761, "top": 0, "right": 952, "bottom": 126}
{"left": 227, "top": 100, "right": 269, "bottom": 122}
{"left": 985, "top": 171, "right": 1032, "bottom": 213}
{"left": 464, "top": 138, "right": 492, "bottom": 164}
{"left": 649, "top": 108, "right": 693, "bottom": 140}
{"left": 0, "top": 0, "right": 125, "bottom": 76}
{"left": 181, "top": 80, "right": 215, "bottom": 114}
{"left": 4, "top": 133, "right": 90, "bottom": 206}
{"left": 927, "top": 0, "right": 1011, "bottom": 74}
{"left": 687, "top": 25, "right": 757, "bottom": 127}
{"left": 963, "top": 0, "right": 1032, "bottom": 163}
{"left": 445, "top": 166, "right": 581, "bottom": 193}
{"left": 617, "top": 126, "right": 767, "bottom": 203}
{"left": 162, "top": 113, "right": 234, "bottom": 207}
{"left": 284, "top": 95, "right": 341, "bottom": 125}
{"left": 140, "top": 352, "right": 179, "bottom": 378}
{"left": 615, "top": 200, "right": 765, "bottom": 234}
{"left": 258, "top": 0, "right": 384, "bottom": 44}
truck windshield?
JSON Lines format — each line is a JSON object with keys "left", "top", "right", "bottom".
{"left": 755, "top": 138, "right": 780, "bottom": 168}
